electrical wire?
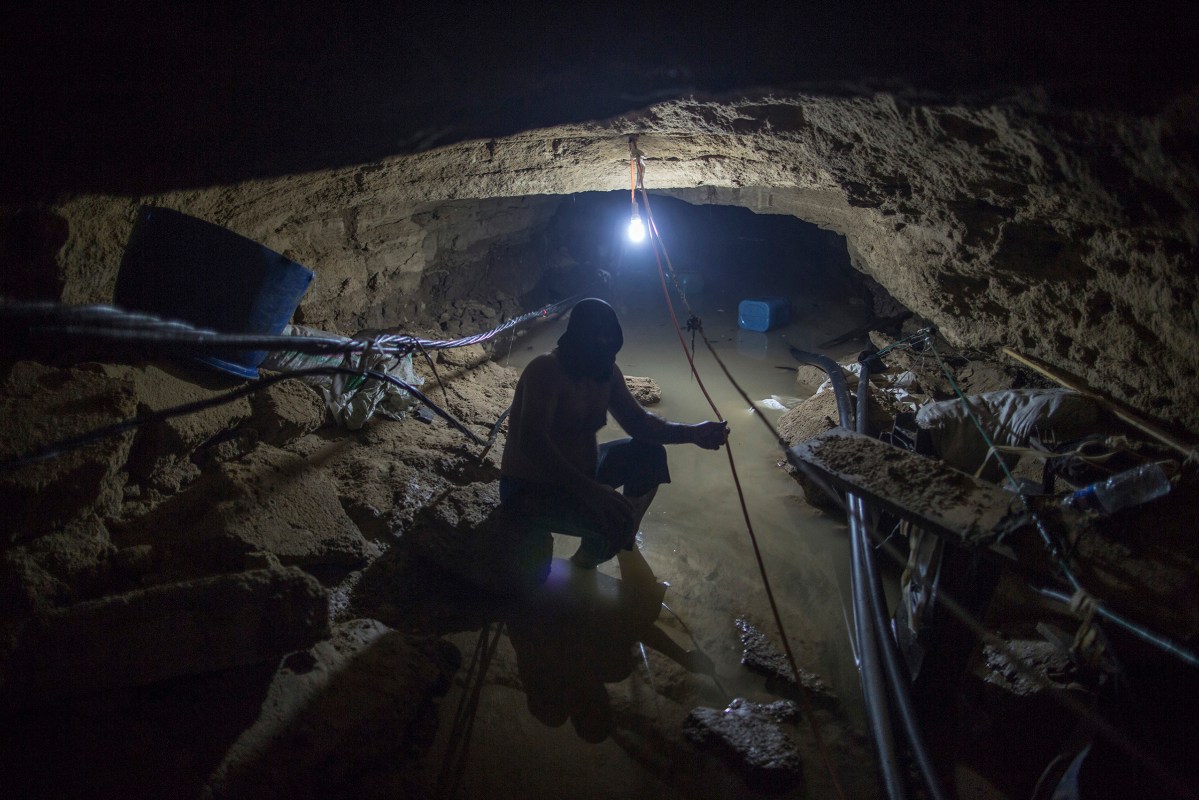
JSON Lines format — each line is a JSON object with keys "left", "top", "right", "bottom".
{"left": 1037, "top": 586, "right": 1199, "bottom": 669}
{"left": 0, "top": 365, "right": 483, "bottom": 473}
{"left": 2, "top": 297, "right": 577, "bottom": 359}
{"left": 0, "top": 296, "right": 580, "bottom": 472}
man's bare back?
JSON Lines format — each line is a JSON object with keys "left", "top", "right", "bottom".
{"left": 502, "top": 352, "right": 612, "bottom": 484}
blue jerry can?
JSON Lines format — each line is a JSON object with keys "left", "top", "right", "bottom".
{"left": 737, "top": 296, "right": 791, "bottom": 332}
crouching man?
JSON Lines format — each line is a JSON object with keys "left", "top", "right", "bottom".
{"left": 500, "top": 298, "right": 728, "bottom": 570}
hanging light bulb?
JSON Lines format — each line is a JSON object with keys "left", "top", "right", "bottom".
{"left": 627, "top": 210, "right": 646, "bottom": 243}
{"left": 626, "top": 142, "right": 647, "bottom": 243}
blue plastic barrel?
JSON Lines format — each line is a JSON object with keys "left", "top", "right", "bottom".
{"left": 114, "top": 206, "right": 314, "bottom": 379}
{"left": 737, "top": 296, "right": 791, "bottom": 332}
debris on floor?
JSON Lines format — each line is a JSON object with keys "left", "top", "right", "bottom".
{"left": 683, "top": 698, "right": 804, "bottom": 792}
{"left": 735, "top": 617, "right": 834, "bottom": 703}
{"left": 777, "top": 327, "right": 1199, "bottom": 798}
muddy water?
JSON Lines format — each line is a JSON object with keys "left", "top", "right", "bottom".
{"left": 428, "top": 270, "right": 880, "bottom": 799}
{"left": 519, "top": 273, "right": 868, "bottom": 697}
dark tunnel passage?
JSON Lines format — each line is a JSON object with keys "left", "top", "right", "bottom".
{"left": 528, "top": 193, "right": 867, "bottom": 313}
{"left": 5, "top": 179, "right": 1198, "bottom": 799}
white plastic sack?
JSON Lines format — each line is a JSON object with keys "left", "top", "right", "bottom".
{"left": 916, "top": 388, "right": 1101, "bottom": 481}
{"left": 259, "top": 324, "right": 348, "bottom": 371}
{"left": 261, "top": 325, "right": 425, "bottom": 430}
{"left": 812, "top": 362, "right": 924, "bottom": 412}
{"left": 325, "top": 348, "right": 423, "bottom": 430}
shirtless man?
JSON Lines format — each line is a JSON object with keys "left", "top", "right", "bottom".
{"left": 500, "top": 298, "right": 728, "bottom": 569}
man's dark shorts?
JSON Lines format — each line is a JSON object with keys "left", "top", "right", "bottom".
{"left": 499, "top": 438, "right": 670, "bottom": 562}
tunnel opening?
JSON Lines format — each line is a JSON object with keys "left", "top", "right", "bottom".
{"left": 389, "top": 189, "right": 910, "bottom": 367}
{"left": 530, "top": 192, "right": 866, "bottom": 309}
{"left": 405, "top": 190, "right": 904, "bottom": 354}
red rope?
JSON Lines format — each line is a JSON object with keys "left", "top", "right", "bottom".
{"left": 638, "top": 184, "right": 849, "bottom": 800}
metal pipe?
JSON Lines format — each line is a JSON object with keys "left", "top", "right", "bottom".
{"left": 1038, "top": 587, "right": 1199, "bottom": 669}
{"left": 848, "top": 493, "right": 907, "bottom": 799}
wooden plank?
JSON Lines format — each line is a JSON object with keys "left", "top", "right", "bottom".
{"left": 789, "top": 429, "right": 1025, "bottom": 545}
{"left": 1002, "top": 347, "right": 1198, "bottom": 461}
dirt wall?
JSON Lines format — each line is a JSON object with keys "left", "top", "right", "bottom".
{"left": 16, "top": 88, "right": 1199, "bottom": 434}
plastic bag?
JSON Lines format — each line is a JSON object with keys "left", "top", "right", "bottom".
{"left": 261, "top": 325, "right": 425, "bottom": 430}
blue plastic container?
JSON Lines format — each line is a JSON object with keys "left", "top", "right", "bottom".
{"left": 114, "top": 206, "right": 314, "bottom": 379}
{"left": 737, "top": 296, "right": 791, "bottom": 332}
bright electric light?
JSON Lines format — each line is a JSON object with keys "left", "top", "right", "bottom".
{"left": 627, "top": 214, "right": 646, "bottom": 243}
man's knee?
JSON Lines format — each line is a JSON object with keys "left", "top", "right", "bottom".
{"left": 626, "top": 487, "right": 657, "bottom": 519}
{"left": 596, "top": 438, "right": 670, "bottom": 497}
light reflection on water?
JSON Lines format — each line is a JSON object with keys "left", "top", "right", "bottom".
{"left": 506, "top": 273, "right": 871, "bottom": 723}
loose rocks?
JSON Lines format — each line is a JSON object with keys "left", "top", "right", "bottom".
{"left": 684, "top": 697, "right": 804, "bottom": 792}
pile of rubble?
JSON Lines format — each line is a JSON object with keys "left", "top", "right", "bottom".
{"left": 776, "top": 326, "right": 1199, "bottom": 797}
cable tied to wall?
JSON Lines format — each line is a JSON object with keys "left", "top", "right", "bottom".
{"left": 0, "top": 297, "right": 581, "bottom": 471}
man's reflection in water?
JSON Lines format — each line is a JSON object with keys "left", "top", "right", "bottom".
{"left": 505, "top": 547, "right": 714, "bottom": 742}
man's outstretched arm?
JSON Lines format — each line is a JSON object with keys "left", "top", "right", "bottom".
{"left": 608, "top": 366, "right": 728, "bottom": 450}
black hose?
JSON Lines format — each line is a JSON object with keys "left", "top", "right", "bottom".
{"left": 790, "top": 347, "right": 906, "bottom": 799}
{"left": 0, "top": 365, "right": 483, "bottom": 472}
{"left": 850, "top": 356, "right": 908, "bottom": 800}
{"left": 788, "top": 348, "right": 853, "bottom": 427}
{"left": 856, "top": 353, "right": 877, "bottom": 438}
{"left": 856, "top": 355, "right": 949, "bottom": 800}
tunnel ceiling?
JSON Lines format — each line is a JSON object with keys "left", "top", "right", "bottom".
{"left": 6, "top": 3, "right": 1199, "bottom": 199}
{"left": 4, "top": 5, "right": 1199, "bottom": 435}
